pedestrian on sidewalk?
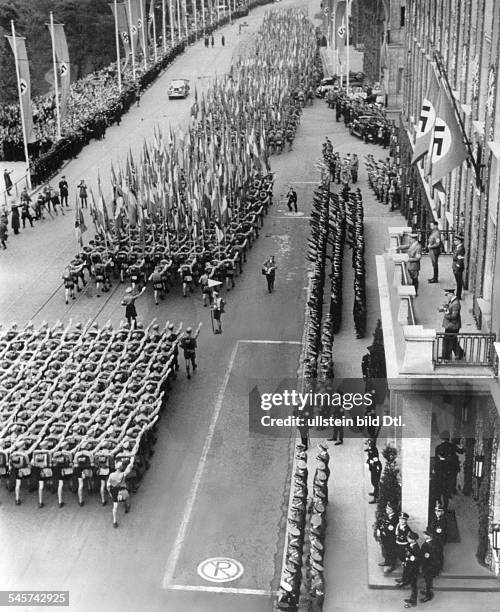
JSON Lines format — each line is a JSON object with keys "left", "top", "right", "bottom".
{"left": 11, "top": 202, "right": 20, "bottom": 235}
{"left": 211, "top": 35, "right": 214, "bottom": 47}
{"left": 135, "top": 84, "right": 141, "bottom": 108}
{"left": 59, "top": 175, "right": 69, "bottom": 207}
{"left": 3, "top": 169, "right": 13, "bottom": 195}
{"left": 221, "top": 35, "right": 225, "bottom": 46}
{"left": 286, "top": 186, "right": 298, "bottom": 213}
{"left": 78, "top": 180, "right": 88, "bottom": 208}
{"left": 262, "top": 255, "right": 276, "bottom": 293}
{"left": 204, "top": 35, "right": 209, "bottom": 47}
{"left": 20, "top": 199, "right": 34, "bottom": 228}
{"left": 0, "top": 215, "right": 8, "bottom": 248}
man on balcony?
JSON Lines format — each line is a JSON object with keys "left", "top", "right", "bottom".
{"left": 441, "top": 288, "right": 465, "bottom": 360}
{"left": 427, "top": 221, "right": 442, "bottom": 284}
{"left": 451, "top": 234, "right": 465, "bottom": 299}
{"left": 397, "top": 233, "right": 422, "bottom": 296}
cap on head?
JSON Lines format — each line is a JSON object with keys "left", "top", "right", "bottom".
{"left": 399, "top": 512, "right": 409, "bottom": 520}
{"left": 186, "top": 327, "right": 192, "bottom": 334}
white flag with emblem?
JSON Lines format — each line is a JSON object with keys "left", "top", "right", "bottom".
{"left": 6, "top": 33, "right": 36, "bottom": 143}
{"left": 429, "top": 86, "right": 469, "bottom": 186}
{"left": 411, "top": 67, "right": 439, "bottom": 164}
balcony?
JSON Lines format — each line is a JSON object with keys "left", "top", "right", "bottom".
{"left": 376, "top": 227, "right": 498, "bottom": 378}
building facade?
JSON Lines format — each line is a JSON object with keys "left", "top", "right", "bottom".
{"left": 373, "top": 0, "right": 500, "bottom": 581}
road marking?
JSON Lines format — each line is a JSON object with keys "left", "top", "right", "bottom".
{"left": 239, "top": 340, "right": 301, "bottom": 345}
{"left": 167, "top": 584, "right": 273, "bottom": 596}
{"left": 275, "top": 216, "right": 311, "bottom": 220}
{"left": 162, "top": 341, "right": 240, "bottom": 589}
{"left": 197, "top": 557, "right": 244, "bottom": 583}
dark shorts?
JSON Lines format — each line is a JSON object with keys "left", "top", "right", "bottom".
{"left": 109, "top": 486, "right": 127, "bottom": 503}
{"left": 213, "top": 310, "right": 221, "bottom": 321}
{"left": 74, "top": 466, "right": 93, "bottom": 479}
{"left": 126, "top": 304, "right": 137, "bottom": 318}
{"left": 53, "top": 466, "right": 74, "bottom": 481}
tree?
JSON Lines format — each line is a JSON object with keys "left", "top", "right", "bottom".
{"left": 374, "top": 445, "right": 401, "bottom": 535}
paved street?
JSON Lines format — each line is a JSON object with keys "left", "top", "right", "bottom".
{"left": 1, "top": 2, "right": 499, "bottom": 612}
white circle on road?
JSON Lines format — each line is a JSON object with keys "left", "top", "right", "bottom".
{"left": 197, "top": 557, "right": 244, "bottom": 583}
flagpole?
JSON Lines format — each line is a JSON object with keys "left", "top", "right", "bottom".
{"left": 128, "top": 0, "right": 137, "bottom": 80}
{"left": 183, "top": 0, "right": 188, "bottom": 40}
{"left": 162, "top": 0, "right": 168, "bottom": 52}
{"left": 113, "top": 0, "right": 123, "bottom": 93}
{"left": 210, "top": 0, "right": 213, "bottom": 27}
{"left": 49, "top": 13, "right": 62, "bottom": 140}
{"left": 152, "top": 2, "right": 158, "bottom": 63}
{"left": 176, "top": 0, "right": 182, "bottom": 40}
{"left": 193, "top": 0, "right": 197, "bottom": 32}
{"left": 168, "top": 0, "right": 174, "bottom": 47}
{"left": 10, "top": 21, "right": 31, "bottom": 190}
{"left": 346, "top": 0, "right": 350, "bottom": 92}
{"left": 139, "top": 0, "right": 148, "bottom": 70}
{"left": 201, "top": 0, "right": 205, "bottom": 32}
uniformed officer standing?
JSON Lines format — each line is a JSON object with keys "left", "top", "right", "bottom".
{"left": 398, "top": 531, "right": 420, "bottom": 608}
{"left": 420, "top": 529, "right": 442, "bottom": 603}
{"left": 166, "top": 323, "right": 180, "bottom": 372}
{"left": 427, "top": 221, "right": 441, "bottom": 284}
{"left": 395, "top": 512, "right": 412, "bottom": 562}
{"left": 377, "top": 501, "right": 399, "bottom": 572}
{"left": 451, "top": 234, "right": 465, "bottom": 299}
{"left": 428, "top": 502, "right": 447, "bottom": 556}
{"left": 398, "top": 233, "right": 422, "bottom": 295}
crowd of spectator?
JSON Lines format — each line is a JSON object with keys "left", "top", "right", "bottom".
{"left": 0, "top": 1, "right": 261, "bottom": 187}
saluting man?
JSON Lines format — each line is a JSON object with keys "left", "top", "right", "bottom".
{"left": 398, "top": 233, "right": 422, "bottom": 296}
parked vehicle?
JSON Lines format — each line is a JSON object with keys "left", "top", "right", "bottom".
{"left": 168, "top": 79, "right": 190, "bottom": 99}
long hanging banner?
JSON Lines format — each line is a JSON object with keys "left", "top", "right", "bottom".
{"left": 411, "top": 67, "right": 439, "bottom": 164}
{"left": 109, "top": 2, "right": 132, "bottom": 64}
{"left": 138, "top": 0, "right": 149, "bottom": 60}
{"left": 6, "top": 33, "right": 36, "bottom": 143}
{"left": 125, "top": 0, "right": 140, "bottom": 57}
{"left": 335, "top": 0, "right": 346, "bottom": 57}
{"left": 49, "top": 23, "right": 71, "bottom": 120}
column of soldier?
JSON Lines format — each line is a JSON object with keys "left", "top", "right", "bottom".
{"left": 63, "top": 174, "right": 274, "bottom": 304}
{"left": 62, "top": 9, "right": 317, "bottom": 309}
{"left": 276, "top": 443, "right": 330, "bottom": 612}
{"left": 344, "top": 188, "right": 367, "bottom": 339}
{"left": 364, "top": 153, "right": 402, "bottom": 211}
{"left": 0, "top": 318, "right": 188, "bottom": 516}
{"left": 322, "top": 141, "right": 367, "bottom": 339}
{"left": 304, "top": 182, "right": 332, "bottom": 380}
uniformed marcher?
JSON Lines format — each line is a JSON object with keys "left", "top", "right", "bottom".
{"left": 166, "top": 323, "right": 180, "bottom": 371}
{"left": 179, "top": 327, "right": 197, "bottom": 379}
{"left": 419, "top": 529, "right": 442, "bottom": 603}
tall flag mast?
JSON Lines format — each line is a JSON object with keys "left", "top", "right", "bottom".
{"left": 6, "top": 21, "right": 34, "bottom": 189}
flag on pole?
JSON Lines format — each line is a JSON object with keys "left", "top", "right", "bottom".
{"left": 411, "top": 67, "right": 439, "bottom": 164}
{"left": 6, "top": 33, "right": 35, "bottom": 143}
{"left": 125, "top": 0, "right": 140, "bottom": 58}
{"left": 109, "top": 2, "right": 131, "bottom": 66}
{"left": 214, "top": 220, "right": 224, "bottom": 243}
{"left": 429, "top": 87, "right": 469, "bottom": 186}
{"left": 75, "top": 193, "right": 87, "bottom": 247}
{"left": 47, "top": 22, "right": 71, "bottom": 120}
{"left": 335, "top": 1, "right": 346, "bottom": 56}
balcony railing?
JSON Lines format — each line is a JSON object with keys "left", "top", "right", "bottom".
{"left": 433, "top": 332, "right": 496, "bottom": 367}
